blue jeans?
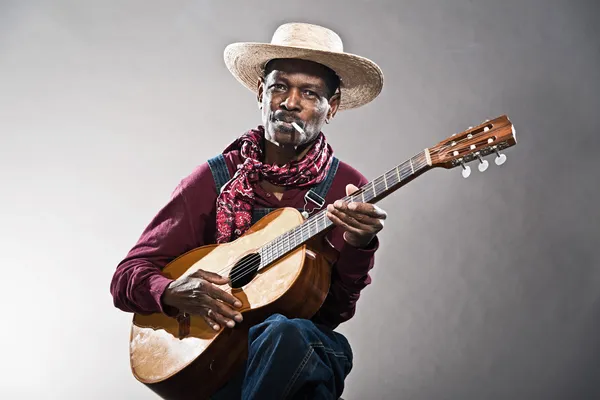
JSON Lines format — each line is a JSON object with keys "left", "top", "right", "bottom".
{"left": 211, "top": 313, "right": 353, "bottom": 399}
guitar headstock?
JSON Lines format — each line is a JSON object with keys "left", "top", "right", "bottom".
{"left": 428, "top": 115, "right": 516, "bottom": 177}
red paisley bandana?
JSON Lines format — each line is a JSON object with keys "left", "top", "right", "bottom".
{"left": 215, "top": 125, "right": 333, "bottom": 244}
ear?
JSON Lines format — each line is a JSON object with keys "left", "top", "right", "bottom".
{"left": 257, "top": 78, "right": 265, "bottom": 108}
{"left": 326, "top": 92, "right": 341, "bottom": 122}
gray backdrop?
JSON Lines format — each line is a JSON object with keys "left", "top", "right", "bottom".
{"left": 1, "top": 0, "right": 599, "bottom": 399}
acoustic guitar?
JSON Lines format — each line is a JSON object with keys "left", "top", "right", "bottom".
{"left": 129, "top": 115, "right": 517, "bottom": 399}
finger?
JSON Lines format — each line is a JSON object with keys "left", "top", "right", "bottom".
{"left": 345, "top": 183, "right": 360, "bottom": 196}
{"left": 327, "top": 205, "right": 382, "bottom": 232}
{"left": 334, "top": 207, "right": 384, "bottom": 228}
{"left": 201, "top": 311, "right": 221, "bottom": 331}
{"left": 191, "top": 269, "right": 230, "bottom": 285}
{"left": 212, "top": 298, "right": 243, "bottom": 323}
{"left": 326, "top": 210, "right": 364, "bottom": 236}
{"left": 207, "top": 308, "right": 235, "bottom": 329}
{"left": 334, "top": 200, "right": 387, "bottom": 220}
{"left": 203, "top": 282, "right": 243, "bottom": 308}
{"left": 349, "top": 203, "right": 387, "bottom": 220}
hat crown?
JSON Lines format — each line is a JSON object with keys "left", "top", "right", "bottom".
{"left": 271, "top": 23, "right": 344, "bottom": 53}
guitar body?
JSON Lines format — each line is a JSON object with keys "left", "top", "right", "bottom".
{"left": 129, "top": 208, "right": 334, "bottom": 400}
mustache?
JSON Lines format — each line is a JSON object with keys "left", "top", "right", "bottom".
{"left": 271, "top": 112, "right": 305, "bottom": 129}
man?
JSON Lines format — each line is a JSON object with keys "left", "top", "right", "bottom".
{"left": 110, "top": 22, "right": 387, "bottom": 399}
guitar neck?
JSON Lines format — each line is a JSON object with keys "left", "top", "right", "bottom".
{"left": 258, "top": 150, "right": 433, "bottom": 268}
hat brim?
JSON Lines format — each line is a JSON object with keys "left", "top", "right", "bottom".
{"left": 224, "top": 42, "right": 384, "bottom": 110}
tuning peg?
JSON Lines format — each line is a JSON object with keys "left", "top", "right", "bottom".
{"left": 460, "top": 161, "right": 471, "bottom": 178}
{"left": 491, "top": 148, "right": 505, "bottom": 166}
{"left": 476, "top": 154, "right": 489, "bottom": 172}
{"left": 495, "top": 153, "right": 507, "bottom": 165}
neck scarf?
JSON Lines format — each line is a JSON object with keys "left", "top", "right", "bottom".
{"left": 215, "top": 125, "right": 333, "bottom": 244}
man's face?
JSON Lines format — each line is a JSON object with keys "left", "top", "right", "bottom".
{"left": 258, "top": 59, "right": 340, "bottom": 147}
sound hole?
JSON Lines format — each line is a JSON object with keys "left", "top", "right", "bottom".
{"left": 229, "top": 252, "right": 261, "bottom": 288}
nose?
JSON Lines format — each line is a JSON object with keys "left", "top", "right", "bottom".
{"left": 280, "top": 88, "right": 301, "bottom": 111}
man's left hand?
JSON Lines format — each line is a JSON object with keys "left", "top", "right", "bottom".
{"left": 326, "top": 184, "right": 387, "bottom": 248}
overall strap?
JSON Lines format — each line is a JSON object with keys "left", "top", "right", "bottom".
{"left": 207, "top": 154, "right": 231, "bottom": 194}
{"left": 210, "top": 154, "right": 340, "bottom": 223}
{"left": 303, "top": 156, "right": 340, "bottom": 212}
{"left": 251, "top": 157, "right": 339, "bottom": 223}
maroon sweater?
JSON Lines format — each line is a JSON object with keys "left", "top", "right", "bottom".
{"left": 110, "top": 149, "right": 379, "bottom": 329}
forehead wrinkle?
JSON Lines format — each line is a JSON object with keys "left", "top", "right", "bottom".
{"left": 268, "top": 70, "right": 327, "bottom": 90}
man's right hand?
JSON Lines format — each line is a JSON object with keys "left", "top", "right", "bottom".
{"left": 162, "top": 269, "right": 243, "bottom": 331}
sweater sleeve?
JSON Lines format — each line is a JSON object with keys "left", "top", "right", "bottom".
{"left": 109, "top": 163, "right": 217, "bottom": 315}
{"left": 311, "top": 167, "right": 379, "bottom": 329}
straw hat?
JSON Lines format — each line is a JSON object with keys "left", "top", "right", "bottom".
{"left": 223, "top": 22, "right": 384, "bottom": 110}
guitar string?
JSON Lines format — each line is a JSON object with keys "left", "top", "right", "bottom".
{"left": 209, "top": 157, "right": 426, "bottom": 283}
{"left": 211, "top": 156, "right": 431, "bottom": 288}
{"left": 217, "top": 135, "right": 495, "bottom": 287}
{"left": 209, "top": 157, "right": 429, "bottom": 288}
{"left": 203, "top": 157, "right": 429, "bottom": 290}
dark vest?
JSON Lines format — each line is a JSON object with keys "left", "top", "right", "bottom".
{"left": 207, "top": 154, "right": 339, "bottom": 224}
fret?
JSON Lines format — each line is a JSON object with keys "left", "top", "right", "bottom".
{"left": 378, "top": 176, "right": 386, "bottom": 191}
{"left": 266, "top": 242, "right": 271, "bottom": 265}
{"left": 385, "top": 170, "right": 396, "bottom": 187}
{"left": 263, "top": 247, "right": 269, "bottom": 266}
{"left": 266, "top": 242, "right": 270, "bottom": 265}
{"left": 360, "top": 186, "right": 366, "bottom": 202}
{"left": 270, "top": 239, "right": 275, "bottom": 263}
{"left": 375, "top": 176, "right": 385, "bottom": 196}
{"left": 383, "top": 173, "right": 388, "bottom": 190}
{"left": 400, "top": 163, "right": 410, "bottom": 180}
{"left": 259, "top": 248, "right": 264, "bottom": 267}
{"left": 275, "top": 236, "right": 282, "bottom": 259}
{"left": 410, "top": 158, "right": 414, "bottom": 174}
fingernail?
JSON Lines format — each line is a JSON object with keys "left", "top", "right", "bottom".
{"left": 213, "top": 324, "right": 220, "bottom": 331}
{"left": 235, "top": 300, "right": 242, "bottom": 307}
{"left": 334, "top": 200, "right": 342, "bottom": 208}
{"left": 235, "top": 314, "right": 243, "bottom": 322}
{"left": 227, "top": 320, "right": 235, "bottom": 328}
{"left": 348, "top": 202, "right": 356, "bottom": 210}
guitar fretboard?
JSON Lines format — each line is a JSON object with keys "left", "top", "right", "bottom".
{"left": 258, "top": 151, "right": 431, "bottom": 269}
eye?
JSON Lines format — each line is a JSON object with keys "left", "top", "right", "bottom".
{"left": 272, "top": 83, "right": 287, "bottom": 91}
{"left": 303, "top": 89, "right": 317, "bottom": 97}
